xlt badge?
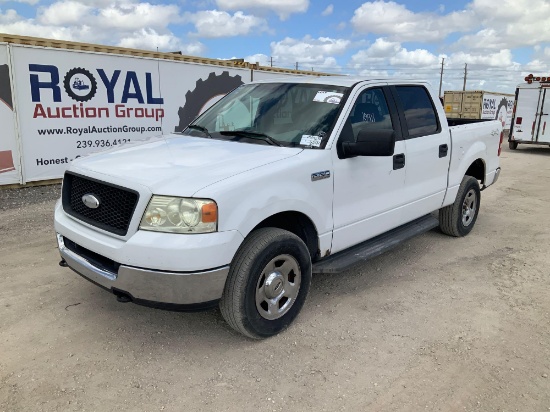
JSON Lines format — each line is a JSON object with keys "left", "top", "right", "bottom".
{"left": 311, "top": 170, "right": 330, "bottom": 181}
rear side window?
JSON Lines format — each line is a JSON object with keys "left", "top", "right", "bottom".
{"left": 395, "top": 86, "right": 439, "bottom": 137}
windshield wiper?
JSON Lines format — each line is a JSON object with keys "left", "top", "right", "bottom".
{"left": 186, "top": 124, "right": 213, "bottom": 138}
{"left": 219, "top": 130, "right": 283, "bottom": 146}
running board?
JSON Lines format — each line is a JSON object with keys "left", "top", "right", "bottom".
{"left": 312, "top": 214, "right": 439, "bottom": 274}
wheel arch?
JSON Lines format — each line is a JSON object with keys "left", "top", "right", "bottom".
{"left": 465, "top": 158, "right": 486, "bottom": 184}
{"left": 250, "top": 211, "right": 320, "bottom": 261}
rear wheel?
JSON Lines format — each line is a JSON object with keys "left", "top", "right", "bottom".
{"left": 439, "top": 176, "right": 481, "bottom": 237}
{"left": 509, "top": 141, "right": 518, "bottom": 150}
{"left": 220, "top": 228, "right": 312, "bottom": 339}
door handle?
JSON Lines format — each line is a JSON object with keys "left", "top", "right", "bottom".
{"left": 393, "top": 153, "right": 405, "bottom": 170}
{"left": 439, "top": 144, "right": 448, "bottom": 158}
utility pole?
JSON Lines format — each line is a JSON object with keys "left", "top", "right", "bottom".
{"left": 270, "top": 56, "right": 274, "bottom": 67}
{"left": 462, "top": 63, "right": 468, "bottom": 91}
{"left": 438, "top": 58, "right": 445, "bottom": 98}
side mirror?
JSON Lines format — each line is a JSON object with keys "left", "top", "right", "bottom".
{"left": 341, "top": 129, "right": 396, "bottom": 158}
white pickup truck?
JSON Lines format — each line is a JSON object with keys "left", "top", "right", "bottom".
{"left": 55, "top": 77, "right": 502, "bottom": 338}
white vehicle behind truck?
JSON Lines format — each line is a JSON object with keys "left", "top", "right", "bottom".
{"left": 509, "top": 74, "right": 550, "bottom": 149}
{"left": 54, "top": 77, "right": 502, "bottom": 338}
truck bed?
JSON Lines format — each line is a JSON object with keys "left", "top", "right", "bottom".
{"left": 446, "top": 118, "right": 494, "bottom": 127}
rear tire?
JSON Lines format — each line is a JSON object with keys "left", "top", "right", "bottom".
{"left": 439, "top": 176, "right": 481, "bottom": 237}
{"left": 220, "top": 228, "right": 312, "bottom": 339}
{"left": 509, "top": 141, "right": 518, "bottom": 150}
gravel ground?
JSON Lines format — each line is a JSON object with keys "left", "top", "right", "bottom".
{"left": 0, "top": 184, "right": 60, "bottom": 211}
{"left": 1, "top": 144, "right": 549, "bottom": 412}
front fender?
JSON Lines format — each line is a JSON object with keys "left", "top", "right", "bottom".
{"left": 194, "top": 150, "right": 334, "bottom": 254}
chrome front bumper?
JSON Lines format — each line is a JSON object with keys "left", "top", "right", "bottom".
{"left": 57, "top": 234, "right": 229, "bottom": 307}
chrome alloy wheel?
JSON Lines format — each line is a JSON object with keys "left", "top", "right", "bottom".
{"left": 462, "top": 188, "right": 478, "bottom": 227}
{"left": 255, "top": 254, "right": 301, "bottom": 320}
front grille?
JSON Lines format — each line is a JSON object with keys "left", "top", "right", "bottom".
{"left": 62, "top": 172, "right": 139, "bottom": 236}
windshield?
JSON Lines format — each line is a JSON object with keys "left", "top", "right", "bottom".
{"left": 179, "top": 82, "right": 349, "bottom": 148}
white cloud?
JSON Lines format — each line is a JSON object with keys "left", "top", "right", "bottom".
{"left": 96, "top": 2, "right": 180, "bottom": 31}
{"left": 351, "top": 39, "right": 439, "bottom": 67}
{"left": 321, "top": 4, "right": 333, "bottom": 16}
{"left": 244, "top": 53, "right": 270, "bottom": 65}
{"left": 391, "top": 48, "right": 438, "bottom": 66}
{"left": 453, "top": 0, "right": 550, "bottom": 50}
{"left": 1, "top": 1, "right": 187, "bottom": 52}
{"left": 447, "top": 50, "right": 514, "bottom": 68}
{"left": 0, "top": 9, "right": 94, "bottom": 42}
{"left": 38, "top": 1, "right": 91, "bottom": 26}
{"left": 355, "top": 68, "right": 391, "bottom": 78}
{"left": 118, "top": 28, "right": 204, "bottom": 55}
{"left": 215, "top": 0, "right": 309, "bottom": 20}
{"left": 187, "top": 10, "right": 268, "bottom": 38}
{"left": 351, "top": 1, "right": 477, "bottom": 42}
{"left": 0, "top": 0, "right": 39, "bottom": 4}
{"left": 271, "top": 36, "right": 350, "bottom": 70}
{"left": 352, "top": 38, "right": 400, "bottom": 62}
{"left": 0, "top": 8, "right": 19, "bottom": 24}
{"left": 348, "top": 39, "right": 446, "bottom": 90}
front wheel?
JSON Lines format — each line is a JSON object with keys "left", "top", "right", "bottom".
{"left": 220, "top": 228, "right": 312, "bottom": 339}
{"left": 439, "top": 176, "right": 481, "bottom": 237}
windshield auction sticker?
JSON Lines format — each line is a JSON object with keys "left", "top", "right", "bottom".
{"left": 300, "top": 135, "right": 322, "bottom": 147}
{"left": 313, "top": 91, "right": 344, "bottom": 104}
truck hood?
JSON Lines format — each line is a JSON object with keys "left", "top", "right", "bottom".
{"left": 71, "top": 135, "right": 303, "bottom": 196}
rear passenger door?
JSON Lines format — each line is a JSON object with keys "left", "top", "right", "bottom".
{"left": 390, "top": 85, "right": 451, "bottom": 223}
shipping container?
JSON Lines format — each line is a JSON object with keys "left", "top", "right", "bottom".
{"left": 0, "top": 34, "right": 329, "bottom": 186}
{"left": 508, "top": 74, "right": 550, "bottom": 149}
{"left": 443, "top": 90, "right": 514, "bottom": 129}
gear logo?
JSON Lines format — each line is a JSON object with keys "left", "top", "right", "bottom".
{"left": 175, "top": 71, "right": 244, "bottom": 132}
{"left": 0, "top": 64, "right": 12, "bottom": 110}
{"left": 63, "top": 67, "right": 97, "bottom": 102}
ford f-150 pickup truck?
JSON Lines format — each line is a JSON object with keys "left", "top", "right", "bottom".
{"left": 55, "top": 77, "right": 502, "bottom": 338}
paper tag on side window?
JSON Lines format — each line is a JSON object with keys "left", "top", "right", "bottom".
{"left": 300, "top": 135, "right": 322, "bottom": 147}
{"left": 313, "top": 91, "right": 344, "bottom": 104}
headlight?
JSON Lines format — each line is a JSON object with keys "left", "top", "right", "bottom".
{"left": 140, "top": 196, "right": 217, "bottom": 234}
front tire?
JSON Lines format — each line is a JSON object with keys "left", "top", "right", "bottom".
{"left": 439, "top": 176, "right": 481, "bottom": 237}
{"left": 220, "top": 228, "right": 312, "bottom": 339}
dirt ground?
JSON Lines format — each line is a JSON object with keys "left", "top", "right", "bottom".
{"left": 1, "top": 144, "right": 549, "bottom": 412}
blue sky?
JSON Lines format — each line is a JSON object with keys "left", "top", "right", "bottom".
{"left": 1, "top": 0, "right": 549, "bottom": 93}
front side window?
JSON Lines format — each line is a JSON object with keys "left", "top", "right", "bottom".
{"left": 395, "top": 86, "right": 439, "bottom": 137}
{"left": 180, "top": 83, "right": 349, "bottom": 148}
{"left": 340, "top": 88, "right": 394, "bottom": 143}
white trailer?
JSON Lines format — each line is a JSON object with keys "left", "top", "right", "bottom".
{"left": 509, "top": 75, "right": 550, "bottom": 149}
{"left": 0, "top": 34, "right": 326, "bottom": 186}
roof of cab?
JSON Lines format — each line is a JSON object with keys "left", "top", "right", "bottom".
{"left": 251, "top": 75, "right": 428, "bottom": 88}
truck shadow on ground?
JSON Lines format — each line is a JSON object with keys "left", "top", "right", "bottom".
{"left": 62, "top": 228, "right": 447, "bottom": 346}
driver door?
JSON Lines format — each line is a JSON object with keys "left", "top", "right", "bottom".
{"left": 331, "top": 85, "right": 407, "bottom": 253}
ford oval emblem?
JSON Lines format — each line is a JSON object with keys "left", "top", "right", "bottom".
{"left": 82, "top": 194, "right": 100, "bottom": 209}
